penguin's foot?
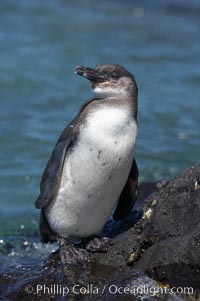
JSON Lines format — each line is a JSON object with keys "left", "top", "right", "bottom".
{"left": 85, "top": 236, "right": 112, "bottom": 253}
{"left": 57, "top": 237, "right": 90, "bottom": 266}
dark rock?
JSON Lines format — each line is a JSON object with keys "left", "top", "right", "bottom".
{"left": 0, "top": 255, "right": 186, "bottom": 301}
{"left": 127, "top": 165, "right": 200, "bottom": 289}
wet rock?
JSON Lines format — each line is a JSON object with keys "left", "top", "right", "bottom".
{"left": 127, "top": 165, "right": 200, "bottom": 289}
{"left": 0, "top": 255, "right": 187, "bottom": 301}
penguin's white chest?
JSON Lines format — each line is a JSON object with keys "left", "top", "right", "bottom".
{"left": 46, "top": 107, "right": 138, "bottom": 239}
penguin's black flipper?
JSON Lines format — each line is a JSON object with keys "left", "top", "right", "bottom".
{"left": 113, "top": 158, "right": 139, "bottom": 221}
{"left": 34, "top": 116, "right": 79, "bottom": 209}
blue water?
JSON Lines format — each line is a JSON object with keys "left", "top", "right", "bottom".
{"left": 0, "top": 0, "right": 199, "bottom": 243}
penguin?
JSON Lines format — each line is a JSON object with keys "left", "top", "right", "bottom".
{"left": 35, "top": 64, "right": 139, "bottom": 265}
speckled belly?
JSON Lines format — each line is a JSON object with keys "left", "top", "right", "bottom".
{"left": 45, "top": 107, "right": 138, "bottom": 239}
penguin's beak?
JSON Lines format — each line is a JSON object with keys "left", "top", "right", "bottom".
{"left": 74, "top": 65, "right": 105, "bottom": 82}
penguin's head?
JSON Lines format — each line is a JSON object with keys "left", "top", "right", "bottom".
{"left": 74, "top": 64, "right": 137, "bottom": 98}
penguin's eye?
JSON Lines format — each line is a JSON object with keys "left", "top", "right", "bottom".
{"left": 111, "top": 74, "right": 119, "bottom": 80}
